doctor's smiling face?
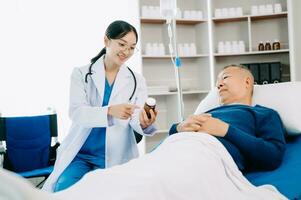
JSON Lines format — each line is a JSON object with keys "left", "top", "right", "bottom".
{"left": 105, "top": 31, "right": 137, "bottom": 66}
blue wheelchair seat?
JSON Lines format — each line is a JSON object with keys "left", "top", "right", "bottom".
{"left": 0, "top": 114, "right": 59, "bottom": 187}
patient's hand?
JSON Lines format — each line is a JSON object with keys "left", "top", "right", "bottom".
{"left": 177, "top": 114, "right": 211, "bottom": 132}
{"left": 177, "top": 114, "right": 229, "bottom": 137}
{"left": 196, "top": 115, "right": 229, "bottom": 137}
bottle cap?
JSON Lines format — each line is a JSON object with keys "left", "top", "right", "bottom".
{"left": 146, "top": 97, "right": 156, "bottom": 106}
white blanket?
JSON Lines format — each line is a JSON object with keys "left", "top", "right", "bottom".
{"left": 56, "top": 133, "right": 287, "bottom": 200}
{"left": 0, "top": 133, "right": 287, "bottom": 200}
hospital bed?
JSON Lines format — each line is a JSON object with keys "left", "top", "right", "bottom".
{"left": 194, "top": 81, "right": 301, "bottom": 200}
{"left": 245, "top": 135, "right": 301, "bottom": 199}
{"left": 0, "top": 82, "right": 300, "bottom": 200}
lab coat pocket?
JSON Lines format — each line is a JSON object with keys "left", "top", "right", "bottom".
{"left": 106, "top": 125, "right": 134, "bottom": 167}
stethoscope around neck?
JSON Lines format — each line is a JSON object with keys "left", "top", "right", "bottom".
{"left": 84, "top": 59, "right": 137, "bottom": 102}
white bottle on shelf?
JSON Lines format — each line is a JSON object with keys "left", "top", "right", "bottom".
{"left": 224, "top": 41, "right": 231, "bottom": 54}
{"left": 141, "top": 6, "right": 149, "bottom": 18}
{"left": 183, "top": 10, "right": 190, "bottom": 19}
{"left": 235, "top": 7, "right": 243, "bottom": 17}
{"left": 145, "top": 43, "right": 151, "bottom": 55}
{"left": 215, "top": 9, "right": 222, "bottom": 18}
{"left": 178, "top": 43, "right": 184, "bottom": 56}
{"left": 239, "top": 41, "right": 246, "bottom": 53}
{"left": 266, "top": 4, "right": 273, "bottom": 14}
{"left": 183, "top": 43, "right": 190, "bottom": 56}
{"left": 274, "top": 3, "right": 282, "bottom": 13}
{"left": 148, "top": 6, "right": 155, "bottom": 18}
{"left": 159, "top": 43, "right": 165, "bottom": 55}
{"left": 221, "top": 8, "right": 228, "bottom": 18}
{"left": 190, "top": 43, "right": 197, "bottom": 55}
{"left": 193, "top": 10, "right": 199, "bottom": 20}
{"left": 259, "top": 5, "right": 266, "bottom": 15}
{"left": 153, "top": 43, "right": 159, "bottom": 56}
{"left": 218, "top": 41, "right": 225, "bottom": 53}
{"left": 155, "top": 6, "right": 161, "bottom": 18}
{"left": 176, "top": 8, "right": 182, "bottom": 19}
{"left": 251, "top": 5, "right": 259, "bottom": 15}
{"left": 229, "top": 8, "right": 236, "bottom": 17}
{"left": 231, "top": 41, "right": 239, "bottom": 53}
{"left": 197, "top": 11, "right": 203, "bottom": 20}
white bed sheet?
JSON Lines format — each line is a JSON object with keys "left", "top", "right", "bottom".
{"left": 0, "top": 133, "right": 287, "bottom": 200}
{"left": 57, "top": 133, "right": 287, "bottom": 200}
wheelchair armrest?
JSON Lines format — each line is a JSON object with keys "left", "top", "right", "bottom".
{"left": 0, "top": 143, "right": 6, "bottom": 168}
{"left": 49, "top": 142, "right": 60, "bottom": 166}
{"left": 0, "top": 142, "right": 6, "bottom": 154}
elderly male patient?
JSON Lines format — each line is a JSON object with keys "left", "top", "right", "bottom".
{"left": 169, "top": 64, "right": 286, "bottom": 172}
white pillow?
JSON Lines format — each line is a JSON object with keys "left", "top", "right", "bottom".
{"left": 194, "top": 82, "right": 301, "bottom": 135}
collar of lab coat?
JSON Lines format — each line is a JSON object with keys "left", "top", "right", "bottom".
{"left": 91, "top": 56, "right": 132, "bottom": 102}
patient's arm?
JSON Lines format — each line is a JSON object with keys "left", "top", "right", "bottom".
{"left": 223, "top": 111, "right": 286, "bottom": 171}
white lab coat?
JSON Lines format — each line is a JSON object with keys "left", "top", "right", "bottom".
{"left": 43, "top": 57, "right": 155, "bottom": 192}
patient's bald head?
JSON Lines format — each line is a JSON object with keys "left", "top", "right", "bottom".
{"left": 216, "top": 65, "right": 254, "bottom": 105}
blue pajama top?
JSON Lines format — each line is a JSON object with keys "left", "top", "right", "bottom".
{"left": 169, "top": 104, "right": 286, "bottom": 172}
{"left": 76, "top": 78, "right": 114, "bottom": 168}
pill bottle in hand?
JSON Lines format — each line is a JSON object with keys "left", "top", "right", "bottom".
{"left": 144, "top": 97, "right": 156, "bottom": 119}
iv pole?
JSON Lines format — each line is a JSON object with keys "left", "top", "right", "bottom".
{"left": 160, "top": 0, "right": 184, "bottom": 122}
{"left": 171, "top": 18, "right": 184, "bottom": 122}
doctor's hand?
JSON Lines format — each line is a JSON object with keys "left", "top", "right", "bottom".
{"left": 140, "top": 109, "right": 157, "bottom": 129}
{"left": 108, "top": 104, "right": 139, "bottom": 120}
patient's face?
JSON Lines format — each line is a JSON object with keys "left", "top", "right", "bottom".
{"left": 216, "top": 67, "right": 252, "bottom": 105}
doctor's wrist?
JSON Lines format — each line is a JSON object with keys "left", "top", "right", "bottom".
{"left": 107, "top": 106, "right": 112, "bottom": 116}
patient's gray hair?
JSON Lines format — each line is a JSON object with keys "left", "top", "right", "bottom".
{"left": 223, "top": 64, "right": 254, "bottom": 95}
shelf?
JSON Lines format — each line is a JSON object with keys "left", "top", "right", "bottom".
{"left": 214, "top": 49, "right": 289, "bottom": 57}
{"left": 142, "top": 54, "right": 208, "bottom": 59}
{"left": 140, "top": 0, "right": 293, "bottom": 154}
{"left": 213, "top": 16, "right": 248, "bottom": 23}
{"left": 176, "top": 19, "right": 206, "bottom": 25}
{"left": 140, "top": 18, "right": 206, "bottom": 25}
{"left": 149, "top": 89, "right": 210, "bottom": 96}
{"left": 250, "top": 12, "right": 288, "bottom": 21}
{"left": 140, "top": 18, "right": 166, "bottom": 24}
{"left": 212, "top": 12, "right": 287, "bottom": 23}
{"left": 282, "top": 74, "right": 290, "bottom": 78}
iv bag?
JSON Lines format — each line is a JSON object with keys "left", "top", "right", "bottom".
{"left": 160, "top": 0, "right": 177, "bottom": 19}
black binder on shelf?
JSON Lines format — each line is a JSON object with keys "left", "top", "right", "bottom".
{"left": 259, "top": 63, "right": 270, "bottom": 84}
{"left": 249, "top": 63, "right": 260, "bottom": 85}
{"left": 270, "top": 62, "right": 282, "bottom": 83}
{"left": 242, "top": 63, "right": 249, "bottom": 68}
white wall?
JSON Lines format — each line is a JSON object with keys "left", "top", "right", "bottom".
{"left": 0, "top": 0, "right": 141, "bottom": 139}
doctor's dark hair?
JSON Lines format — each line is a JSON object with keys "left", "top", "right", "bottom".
{"left": 85, "top": 20, "right": 138, "bottom": 83}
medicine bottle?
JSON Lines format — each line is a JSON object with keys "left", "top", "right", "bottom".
{"left": 258, "top": 41, "right": 264, "bottom": 51}
{"left": 272, "top": 40, "right": 280, "bottom": 50}
{"left": 144, "top": 97, "right": 156, "bottom": 119}
{"left": 265, "top": 41, "right": 272, "bottom": 51}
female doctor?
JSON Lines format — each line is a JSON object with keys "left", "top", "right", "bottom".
{"left": 43, "top": 20, "right": 157, "bottom": 192}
